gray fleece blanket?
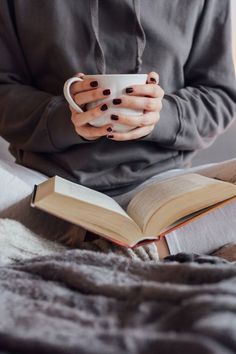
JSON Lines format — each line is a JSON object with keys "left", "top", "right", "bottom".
{"left": 0, "top": 249, "right": 236, "bottom": 354}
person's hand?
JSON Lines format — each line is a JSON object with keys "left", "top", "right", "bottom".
{"left": 69, "top": 73, "right": 113, "bottom": 141}
{"left": 107, "top": 71, "right": 164, "bottom": 141}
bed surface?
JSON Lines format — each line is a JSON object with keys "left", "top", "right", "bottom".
{"left": 0, "top": 137, "right": 46, "bottom": 211}
{"left": 1, "top": 136, "right": 236, "bottom": 353}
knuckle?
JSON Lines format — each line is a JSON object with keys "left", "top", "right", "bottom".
{"left": 145, "top": 98, "right": 156, "bottom": 111}
{"left": 142, "top": 116, "right": 151, "bottom": 126}
{"left": 155, "top": 112, "right": 160, "bottom": 123}
{"left": 72, "top": 114, "right": 82, "bottom": 127}
{"left": 70, "top": 82, "right": 79, "bottom": 95}
{"left": 74, "top": 72, "right": 84, "bottom": 78}
{"left": 83, "top": 129, "right": 93, "bottom": 138}
{"left": 137, "top": 115, "right": 147, "bottom": 126}
{"left": 160, "top": 87, "right": 165, "bottom": 98}
{"left": 73, "top": 93, "right": 81, "bottom": 105}
{"left": 75, "top": 126, "right": 82, "bottom": 135}
{"left": 71, "top": 114, "right": 78, "bottom": 126}
{"left": 70, "top": 108, "right": 75, "bottom": 117}
{"left": 114, "top": 134, "right": 124, "bottom": 141}
{"left": 133, "top": 131, "right": 141, "bottom": 140}
{"left": 123, "top": 115, "right": 137, "bottom": 126}
{"left": 82, "top": 79, "right": 89, "bottom": 90}
{"left": 136, "top": 116, "right": 144, "bottom": 126}
{"left": 91, "top": 126, "right": 104, "bottom": 138}
{"left": 127, "top": 129, "right": 139, "bottom": 140}
{"left": 158, "top": 100, "right": 163, "bottom": 111}
{"left": 152, "top": 85, "right": 159, "bottom": 97}
{"left": 141, "top": 126, "right": 152, "bottom": 138}
{"left": 71, "top": 115, "right": 75, "bottom": 124}
{"left": 149, "top": 71, "right": 156, "bottom": 77}
{"left": 149, "top": 125, "right": 155, "bottom": 133}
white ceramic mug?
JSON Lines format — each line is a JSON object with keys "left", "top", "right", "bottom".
{"left": 63, "top": 74, "right": 148, "bottom": 132}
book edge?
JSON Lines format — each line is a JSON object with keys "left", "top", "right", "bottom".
{"left": 159, "top": 195, "right": 236, "bottom": 238}
{"left": 30, "top": 184, "right": 38, "bottom": 207}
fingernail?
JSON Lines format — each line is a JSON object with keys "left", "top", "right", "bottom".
{"left": 90, "top": 80, "right": 98, "bottom": 88}
{"left": 100, "top": 104, "right": 108, "bottom": 111}
{"left": 126, "top": 87, "right": 133, "bottom": 94}
{"left": 111, "top": 114, "right": 119, "bottom": 120}
{"left": 107, "top": 127, "right": 112, "bottom": 132}
{"left": 113, "top": 98, "right": 122, "bottom": 105}
{"left": 150, "top": 78, "right": 156, "bottom": 83}
{"left": 103, "top": 89, "right": 111, "bottom": 96}
{"left": 107, "top": 135, "right": 114, "bottom": 139}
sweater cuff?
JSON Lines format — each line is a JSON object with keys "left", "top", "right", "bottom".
{"left": 141, "top": 95, "right": 181, "bottom": 146}
{"left": 47, "top": 96, "right": 93, "bottom": 150}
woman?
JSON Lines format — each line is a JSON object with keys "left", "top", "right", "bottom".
{"left": 0, "top": 0, "right": 235, "bottom": 260}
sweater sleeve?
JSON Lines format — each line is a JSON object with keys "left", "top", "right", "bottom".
{"left": 0, "top": 0, "right": 90, "bottom": 153}
{"left": 142, "top": 0, "right": 236, "bottom": 151}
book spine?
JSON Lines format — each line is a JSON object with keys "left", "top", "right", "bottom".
{"left": 30, "top": 185, "right": 38, "bottom": 207}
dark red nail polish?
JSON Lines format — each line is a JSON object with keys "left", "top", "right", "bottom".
{"left": 107, "top": 127, "right": 112, "bottom": 132}
{"left": 111, "top": 114, "right": 119, "bottom": 120}
{"left": 126, "top": 87, "right": 133, "bottom": 94}
{"left": 103, "top": 89, "right": 111, "bottom": 96}
{"left": 107, "top": 135, "right": 114, "bottom": 139}
{"left": 113, "top": 98, "right": 122, "bottom": 105}
{"left": 150, "top": 78, "right": 156, "bottom": 83}
{"left": 100, "top": 104, "right": 108, "bottom": 111}
{"left": 90, "top": 80, "right": 98, "bottom": 88}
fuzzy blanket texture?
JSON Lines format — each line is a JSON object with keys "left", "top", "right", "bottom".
{"left": 1, "top": 234, "right": 236, "bottom": 353}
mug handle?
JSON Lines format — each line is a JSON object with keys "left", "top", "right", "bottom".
{"left": 63, "top": 76, "right": 84, "bottom": 113}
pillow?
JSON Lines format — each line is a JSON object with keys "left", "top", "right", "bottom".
{"left": 0, "top": 159, "right": 46, "bottom": 212}
{"left": 0, "top": 137, "right": 47, "bottom": 211}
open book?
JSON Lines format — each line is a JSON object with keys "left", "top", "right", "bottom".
{"left": 31, "top": 173, "right": 236, "bottom": 248}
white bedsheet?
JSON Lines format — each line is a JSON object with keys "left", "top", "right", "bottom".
{"left": 0, "top": 137, "right": 47, "bottom": 211}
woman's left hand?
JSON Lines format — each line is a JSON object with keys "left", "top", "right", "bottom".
{"left": 107, "top": 71, "right": 164, "bottom": 141}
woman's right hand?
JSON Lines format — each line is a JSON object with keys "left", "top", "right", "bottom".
{"left": 69, "top": 74, "right": 113, "bottom": 141}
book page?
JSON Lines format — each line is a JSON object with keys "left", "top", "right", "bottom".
{"left": 127, "top": 173, "right": 236, "bottom": 232}
{"left": 165, "top": 198, "right": 236, "bottom": 255}
{"left": 189, "top": 158, "right": 236, "bottom": 184}
{"left": 55, "top": 176, "right": 131, "bottom": 219}
{"left": 158, "top": 196, "right": 236, "bottom": 236}
{"left": 34, "top": 176, "right": 144, "bottom": 246}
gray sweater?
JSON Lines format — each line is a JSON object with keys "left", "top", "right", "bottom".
{"left": 0, "top": 0, "right": 235, "bottom": 196}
